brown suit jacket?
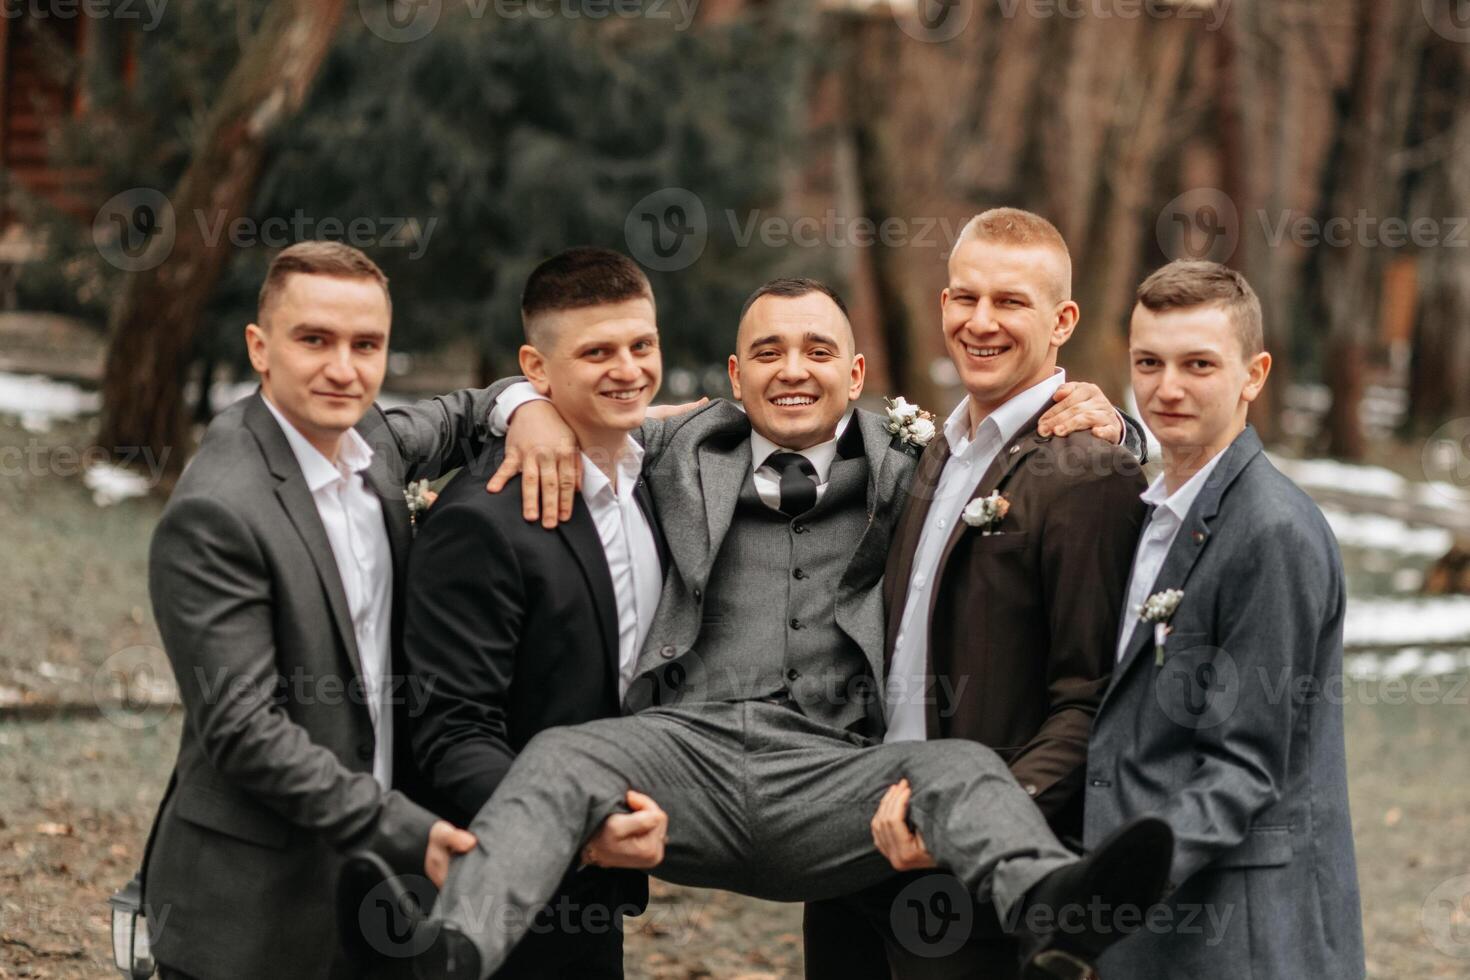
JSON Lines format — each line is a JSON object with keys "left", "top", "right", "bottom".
{"left": 883, "top": 406, "right": 1147, "bottom": 841}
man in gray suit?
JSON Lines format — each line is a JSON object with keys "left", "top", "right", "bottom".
{"left": 357, "top": 274, "right": 1176, "bottom": 980}
{"left": 1086, "top": 260, "right": 1365, "bottom": 978}
{"left": 144, "top": 241, "right": 500, "bottom": 979}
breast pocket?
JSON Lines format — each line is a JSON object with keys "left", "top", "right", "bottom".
{"left": 968, "top": 530, "right": 1029, "bottom": 554}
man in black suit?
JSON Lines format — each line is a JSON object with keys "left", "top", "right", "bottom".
{"left": 400, "top": 248, "right": 672, "bottom": 978}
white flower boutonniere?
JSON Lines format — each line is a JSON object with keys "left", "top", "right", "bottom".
{"left": 404, "top": 478, "right": 438, "bottom": 530}
{"left": 1139, "top": 589, "right": 1184, "bottom": 666}
{"left": 961, "top": 490, "right": 1010, "bottom": 535}
{"left": 885, "top": 396, "right": 937, "bottom": 455}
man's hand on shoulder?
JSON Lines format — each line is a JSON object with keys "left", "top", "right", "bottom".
{"left": 485, "top": 400, "right": 582, "bottom": 529}
{"left": 645, "top": 397, "right": 709, "bottom": 421}
{"left": 581, "top": 790, "right": 667, "bottom": 870}
{"left": 1038, "top": 381, "right": 1123, "bottom": 444}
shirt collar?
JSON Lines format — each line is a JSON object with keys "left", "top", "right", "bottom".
{"left": 943, "top": 368, "right": 1068, "bottom": 456}
{"left": 580, "top": 436, "right": 645, "bottom": 501}
{"left": 261, "top": 392, "right": 374, "bottom": 493}
{"left": 749, "top": 408, "right": 854, "bottom": 486}
{"left": 1141, "top": 448, "right": 1228, "bottom": 522}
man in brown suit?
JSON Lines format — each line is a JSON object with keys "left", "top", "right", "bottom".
{"left": 805, "top": 208, "right": 1148, "bottom": 979}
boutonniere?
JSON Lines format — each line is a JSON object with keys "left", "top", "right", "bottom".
{"left": 884, "top": 396, "right": 937, "bottom": 456}
{"left": 1139, "top": 589, "right": 1184, "bottom": 666}
{"left": 404, "top": 478, "right": 438, "bottom": 530}
{"left": 961, "top": 490, "right": 1010, "bottom": 535}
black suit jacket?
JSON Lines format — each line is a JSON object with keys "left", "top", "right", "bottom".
{"left": 404, "top": 465, "right": 665, "bottom": 920}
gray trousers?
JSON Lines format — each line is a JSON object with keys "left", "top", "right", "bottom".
{"left": 436, "top": 701, "right": 1073, "bottom": 975}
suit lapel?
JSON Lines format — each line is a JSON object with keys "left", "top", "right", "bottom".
{"left": 556, "top": 499, "right": 621, "bottom": 687}
{"left": 244, "top": 394, "right": 365, "bottom": 686}
{"left": 1110, "top": 426, "right": 1266, "bottom": 680}
{"left": 634, "top": 478, "right": 670, "bottom": 580}
{"left": 696, "top": 435, "right": 752, "bottom": 576}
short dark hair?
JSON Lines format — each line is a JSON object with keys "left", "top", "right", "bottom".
{"left": 739, "top": 277, "right": 850, "bottom": 324}
{"left": 1135, "top": 260, "right": 1264, "bottom": 359}
{"left": 258, "top": 240, "right": 390, "bottom": 323}
{"left": 520, "top": 247, "right": 654, "bottom": 347}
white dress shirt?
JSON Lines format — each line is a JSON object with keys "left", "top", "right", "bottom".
{"left": 748, "top": 410, "right": 854, "bottom": 510}
{"left": 1115, "top": 451, "right": 1227, "bottom": 663}
{"left": 579, "top": 439, "right": 662, "bottom": 699}
{"left": 262, "top": 395, "right": 395, "bottom": 789}
{"left": 883, "top": 369, "right": 1068, "bottom": 743}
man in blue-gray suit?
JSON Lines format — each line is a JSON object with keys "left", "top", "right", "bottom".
{"left": 1086, "top": 260, "right": 1366, "bottom": 978}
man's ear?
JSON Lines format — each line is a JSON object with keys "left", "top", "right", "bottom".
{"left": 520, "top": 344, "right": 552, "bottom": 397}
{"left": 245, "top": 323, "right": 268, "bottom": 375}
{"left": 1241, "top": 351, "right": 1272, "bottom": 404}
{"left": 726, "top": 354, "right": 743, "bottom": 401}
{"left": 848, "top": 352, "right": 866, "bottom": 402}
{"left": 1050, "top": 301, "right": 1080, "bottom": 349}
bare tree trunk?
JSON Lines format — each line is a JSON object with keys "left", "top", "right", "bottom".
{"left": 97, "top": 0, "right": 346, "bottom": 476}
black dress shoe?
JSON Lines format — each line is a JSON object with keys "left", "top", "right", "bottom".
{"left": 1018, "top": 817, "right": 1175, "bottom": 979}
{"left": 337, "top": 851, "right": 438, "bottom": 967}
{"left": 412, "top": 922, "right": 482, "bottom": 980}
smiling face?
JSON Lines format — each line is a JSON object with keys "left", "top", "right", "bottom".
{"left": 1130, "top": 302, "right": 1270, "bottom": 479}
{"left": 728, "top": 291, "right": 864, "bottom": 450}
{"left": 941, "top": 238, "right": 1078, "bottom": 426}
{"left": 245, "top": 272, "right": 390, "bottom": 459}
{"left": 521, "top": 296, "right": 662, "bottom": 449}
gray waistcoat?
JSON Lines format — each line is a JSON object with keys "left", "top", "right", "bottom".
{"left": 659, "top": 457, "right": 875, "bottom": 731}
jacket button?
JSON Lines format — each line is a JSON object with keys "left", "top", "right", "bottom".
{"left": 357, "top": 742, "right": 374, "bottom": 762}
{"left": 793, "top": 523, "right": 807, "bottom": 534}
{"left": 793, "top": 568, "right": 806, "bottom": 580}
{"left": 693, "top": 588, "right": 703, "bottom": 603}
{"left": 659, "top": 645, "right": 677, "bottom": 659}
{"left": 789, "top": 618, "right": 802, "bottom": 630}
{"left": 1024, "top": 783, "right": 1038, "bottom": 797}
{"left": 786, "top": 668, "right": 801, "bottom": 682}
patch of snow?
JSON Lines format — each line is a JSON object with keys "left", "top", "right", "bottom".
{"left": 1344, "top": 597, "right": 1470, "bottom": 648}
{"left": 0, "top": 371, "right": 99, "bottom": 423}
{"left": 1269, "top": 454, "right": 1407, "bottom": 499}
{"left": 83, "top": 463, "right": 151, "bottom": 507}
{"left": 1345, "top": 648, "right": 1470, "bottom": 680}
{"left": 1319, "top": 506, "right": 1454, "bottom": 557}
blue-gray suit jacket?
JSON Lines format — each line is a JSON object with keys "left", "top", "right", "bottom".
{"left": 1085, "top": 426, "right": 1365, "bottom": 979}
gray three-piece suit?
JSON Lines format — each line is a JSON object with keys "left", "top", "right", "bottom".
{"left": 431, "top": 387, "right": 1077, "bottom": 975}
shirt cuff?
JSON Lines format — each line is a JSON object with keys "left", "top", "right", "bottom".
{"left": 1115, "top": 408, "right": 1127, "bottom": 445}
{"left": 488, "top": 381, "right": 550, "bottom": 437}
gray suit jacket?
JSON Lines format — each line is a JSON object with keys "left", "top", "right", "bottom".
{"left": 1085, "top": 426, "right": 1365, "bottom": 978}
{"left": 143, "top": 388, "right": 494, "bottom": 980}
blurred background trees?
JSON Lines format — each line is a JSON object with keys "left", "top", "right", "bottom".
{"left": 2, "top": 0, "right": 1468, "bottom": 470}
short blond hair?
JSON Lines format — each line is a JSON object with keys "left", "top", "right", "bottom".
{"left": 258, "top": 241, "right": 391, "bottom": 323}
{"left": 1135, "top": 260, "right": 1264, "bottom": 359}
{"left": 953, "top": 207, "right": 1072, "bottom": 299}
